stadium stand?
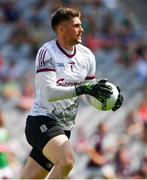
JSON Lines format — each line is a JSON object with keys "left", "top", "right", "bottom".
{"left": 0, "top": 0, "right": 147, "bottom": 178}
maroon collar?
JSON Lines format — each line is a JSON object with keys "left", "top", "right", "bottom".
{"left": 56, "top": 40, "right": 76, "bottom": 58}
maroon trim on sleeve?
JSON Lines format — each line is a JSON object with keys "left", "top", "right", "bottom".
{"left": 85, "top": 76, "right": 96, "bottom": 80}
{"left": 38, "top": 49, "right": 47, "bottom": 66}
{"left": 36, "top": 68, "right": 56, "bottom": 73}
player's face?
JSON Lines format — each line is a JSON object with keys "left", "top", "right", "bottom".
{"left": 60, "top": 17, "right": 84, "bottom": 45}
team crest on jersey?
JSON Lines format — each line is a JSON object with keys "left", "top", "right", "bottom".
{"left": 68, "top": 61, "right": 75, "bottom": 72}
{"left": 56, "top": 62, "right": 65, "bottom": 67}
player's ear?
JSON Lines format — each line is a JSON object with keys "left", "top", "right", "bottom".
{"left": 58, "top": 25, "right": 65, "bottom": 33}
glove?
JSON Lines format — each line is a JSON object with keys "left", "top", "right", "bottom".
{"left": 75, "top": 79, "right": 113, "bottom": 101}
{"left": 112, "top": 86, "right": 123, "bottom": 111}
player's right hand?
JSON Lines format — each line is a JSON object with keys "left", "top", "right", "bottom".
{"left": 75, "top": 80, "right": 113, "bottom": 101}
{"left": 86, "top": 80, "right": 113, "bottom": 101}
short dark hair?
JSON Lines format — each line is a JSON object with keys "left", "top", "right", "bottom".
{"left": 51, "top": 7, "right": 81, "bottom": 32}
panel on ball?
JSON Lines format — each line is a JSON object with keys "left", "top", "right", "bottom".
{"left": 86, "top": 82, "right": 119, "bottom": 111}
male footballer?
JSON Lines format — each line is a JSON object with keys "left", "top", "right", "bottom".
{"left": 21, "top": 7, "right": 123, "bottom": 179}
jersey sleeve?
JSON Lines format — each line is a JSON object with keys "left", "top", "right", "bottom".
{"left": 85, "top": 50, "right": 96, "bottom": 83}
{"left": 35, "top": 48, "right": 76, "bottom": 102}
{"left": 36, "top": 48, "right": 55, "bottom": 73}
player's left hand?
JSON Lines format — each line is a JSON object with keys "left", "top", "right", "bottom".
{"left": 112, "top": 86, "right": 123, "bottom": 111}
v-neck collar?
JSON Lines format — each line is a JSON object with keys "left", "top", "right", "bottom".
{"left": 56, "top": 40, "right": 76, "bottom": 58}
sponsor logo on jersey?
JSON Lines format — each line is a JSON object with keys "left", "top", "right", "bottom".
{"left": 57, "top": 78, "right": 83, "bottom": 87}
{"left": 56, "top": 62, "right": 65, "bottom": 67}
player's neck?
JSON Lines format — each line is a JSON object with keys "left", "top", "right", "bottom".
{"left": 57, "top": 39, "right": 74, "bottom": 51}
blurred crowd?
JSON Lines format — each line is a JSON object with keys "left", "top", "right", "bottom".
{"left": 0, "top": 0, "right": 147, "bottom": 178}
{"left": 73, "top": 103, "right": 147, "bottom": 178}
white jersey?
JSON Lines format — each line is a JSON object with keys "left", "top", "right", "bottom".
{"left": 30, "top": 39, "right": 96, "bottom": 130}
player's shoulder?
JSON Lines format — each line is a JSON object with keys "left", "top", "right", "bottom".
{"left": 35, "top": 40, "right": 56, "bottom": 63}
{"left": 39, "top": 39, "right": 56, "bottom": 51}
{"left": 77, "top": 43, "right": 94, "bottom": 56}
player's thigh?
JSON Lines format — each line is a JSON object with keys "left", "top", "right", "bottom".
{"left": 43, "top": 134, "right": 74, "bottom": 165}
{"left": 21, "top": 156, "right": 48, "bottom": 179}
{"left": 25, "top": 115, "right": 66, "bottom": 151}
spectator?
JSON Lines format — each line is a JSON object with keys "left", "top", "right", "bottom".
{"left": 135, "top": 47, "right": 147, "bottom": 87}
{"left": 113, "top": 145, "right": 132, "bottom": 178}
{"left": 73, "top": 125, "right": 91, "bottom": 154}
{"left": 124, "top": 110, "right": 143, "bottom": 137}
{"left": 17, "top": 76, "right": 34, "bottom": 111}
{"left": 0, "top": 111, "right": 10, "bottom": 143}
{"left": 0, "top": 144, "right": 14, "bottom": 179}
{"left": 86, "top": 121, "right": 117, "bottom": 178}
{"left": 0, "top": 111, "right": 22, "bottom": 178}
{"left": 137, "top": 99, "right": 147, "bottom": 123}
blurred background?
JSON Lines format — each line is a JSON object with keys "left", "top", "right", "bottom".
{"left": 0, "top": 0, "right": 147, "bottom": 178}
